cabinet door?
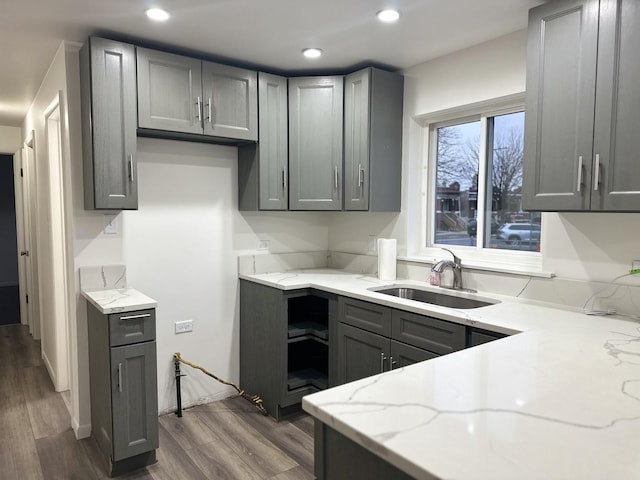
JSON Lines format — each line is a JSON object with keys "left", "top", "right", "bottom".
{"left": 390, "top": 340, "right": 437, "bottom": 369}
{"left": 337, "top": 323, "right": 389, "bottom": 385}
{"left": 81, "top": 37, "right": 138, "bottom": 210}
{"left": 523, "top": 0, "right": 599, "bottom": 211}
{"left": 202, "top": 62, "right": 257, "bottom": 141}
{"left": 136, "top": 48, "right": 203, "bottom": 134}
{"left": 111, "top": 342, "right": 158, "bottom": 461}
{"left": 344, "top": 69, "right": 370, "bottom": 211}
{"left": 289, "top": 76, "right": 343, "bottom": 210}
{"left": 592, "top": 0, "right": 640, "bottom": 210}
{"left": 344, "top": 68, "right": 404, "bottom": 212}
{"left": 238, "top": 72, "right": 288, "bottom": 210}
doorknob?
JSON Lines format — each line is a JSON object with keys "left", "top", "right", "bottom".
{"left": 20, "top": 250, "right": 29, "bottom": 257}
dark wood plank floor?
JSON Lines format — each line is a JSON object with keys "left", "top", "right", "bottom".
{"left": 0, "top": 324, "right": 315, "bottom": 480}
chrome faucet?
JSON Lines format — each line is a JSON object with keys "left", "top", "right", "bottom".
{"left": 431, "top": 248, "right": 464, "bottom": 290}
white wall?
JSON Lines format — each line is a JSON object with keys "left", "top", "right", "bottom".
{"left": 0, "top": 125, "right": 21, "bottom": 153}
{"left": 329, "top": 29, "right": 640, "bottom": 294}
{"left": 122, "top": 137, "right": 330, "bottom": 413}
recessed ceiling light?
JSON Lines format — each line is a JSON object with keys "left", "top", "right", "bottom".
{"left": 146, "top": 8, "right": 170, "bottom": 22}
{"left": 302, "top": 48, "right": 323, "bottom": 59}
{"left": 377, "top": 8, "right": 400, "bottom": 23}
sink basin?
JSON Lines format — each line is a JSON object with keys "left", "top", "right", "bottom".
{"left": 371, "top": 286, "right": 498, "bottom": 309}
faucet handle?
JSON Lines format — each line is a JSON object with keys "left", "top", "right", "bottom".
{"left": 441, "top": 248, "right": 461, "bottom": 266}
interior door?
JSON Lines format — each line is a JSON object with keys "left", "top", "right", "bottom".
{"left": 13, "top": 149, "right": 28, "bottom": 328}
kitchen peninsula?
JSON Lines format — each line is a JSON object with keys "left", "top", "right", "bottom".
{"left": 240, "top": 268, "right": 640, "bottom": 480}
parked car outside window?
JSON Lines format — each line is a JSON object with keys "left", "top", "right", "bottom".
{"left": 496, "top": 223, "right": 540, "bottom": 245}
{"left": 467, "top": 219, "right": 499, "bottom": 237}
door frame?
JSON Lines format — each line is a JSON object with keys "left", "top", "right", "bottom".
{"left": 41, "top": 91, "right": 73, "bottom": 392}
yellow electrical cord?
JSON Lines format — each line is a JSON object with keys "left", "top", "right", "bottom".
{"left": 173, "top": 352, "right": 267, "bottom": 416}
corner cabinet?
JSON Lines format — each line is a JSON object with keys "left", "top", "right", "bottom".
{"left": 80, "top": 37, "right": 138, "bottom": 210}
{"left": 523, "top": 0, "right": 640, "bottom": 211}
{"left": 240, "top": 280, "right": 337, "bottom": 420}
{"left": 238, "top": 72, "right": 289, "bottom": 210}
{"left": 136, "top": 47, "right": 258, "bottom": 142}
{"left": 87, "top": 305, "right": 159, "bottom": 476}
{"left": 288, "top": 76, "right": 344, "bottom": 211}
{"left": 344, "top": 68, "right": 403, "bottom": 212}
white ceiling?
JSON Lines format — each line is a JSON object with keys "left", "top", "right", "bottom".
{"left": 0, "top": 0, "right": 545, "bottom": 127}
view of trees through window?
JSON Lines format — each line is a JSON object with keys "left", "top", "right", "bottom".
{"left": 433, "top": 111, "right": 541, "bottom": 252}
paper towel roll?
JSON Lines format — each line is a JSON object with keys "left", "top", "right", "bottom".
{"left": 377, "top": 238, "right": 397, "bottom": 281}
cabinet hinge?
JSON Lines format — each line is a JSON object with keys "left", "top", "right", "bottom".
{"left": 26, "top": 294, "right": 29, "bottom": 304}
{"left": 20, "top": 168, "right": 24, "bottom": 177}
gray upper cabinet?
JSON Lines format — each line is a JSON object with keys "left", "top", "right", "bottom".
{"left": 202, "top": 62, "right": 258, "bottom": 141}
{"left": 523, "top": 0, "right": 640, "bottom": 211}
{"left": 137, "top": 47, "right": 257, "bottom": 142}
{"left": 80, "top": 37, "right": 138, "bottom": 210}
{"left": 238, "top": 72, "right": 288, "bottom": 210}
{"left": 344, "top": 68, "right": 403, "bottom": 211}
{"left": 592, "top": 0, "right": 640, "bottom": 210}
{"left": 289, "top": 76, "right": 344, "bottom": 210}
{"left": 136, "top": 47, "right": 203, "bottom": 135}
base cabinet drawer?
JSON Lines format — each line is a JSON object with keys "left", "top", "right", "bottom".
{"left": 391, "top": 310, "right": 466, "bottom": 355}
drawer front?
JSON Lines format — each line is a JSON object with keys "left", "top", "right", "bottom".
{"left": 109, "top": 309, "right": 156, "bottom": 346}
{"left": 468, "top": 329, "right": 506, "bottom": 347}
{"left": 339, "top": 297, "right": 391, "bottom": 336}
{"left": 391, "top": 310, "right": 465, "bottom": 355}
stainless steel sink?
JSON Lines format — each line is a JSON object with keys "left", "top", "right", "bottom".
{"left": 371, "top": 286, "right": 498, "bottom": 309}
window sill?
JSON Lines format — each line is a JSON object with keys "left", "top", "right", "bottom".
{"left": 398, "top": 254, "right": 555, "bottom": 279}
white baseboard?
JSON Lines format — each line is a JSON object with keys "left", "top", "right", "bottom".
{"left": 72, "top": 418, "right": 91, "bottom": 439}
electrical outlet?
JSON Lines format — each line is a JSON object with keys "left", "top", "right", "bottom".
{"left": 368, "top": 235, "right": 377, "bottom": 252}
{"left": 258, "top": 239, "right": 270, "bottom": 250}
{"left": 175, "top": 320, "right": 193, "bottom": 334}
{"left": 103, "top": 214, "right": 118, "bottom": 235}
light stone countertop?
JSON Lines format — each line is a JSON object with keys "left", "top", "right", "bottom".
{"left": 81, "top": 288, "right": 157, "bottom": 314}
{"left": 239, "top": 269, "right": 640, "bottom": 480}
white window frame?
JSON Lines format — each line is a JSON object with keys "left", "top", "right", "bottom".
{"left": 413, "top": 93, "right": 544, "bottom": 273}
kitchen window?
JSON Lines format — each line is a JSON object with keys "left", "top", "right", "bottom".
{"left": 419, "top": 98, "right": 542, "bottom": 270}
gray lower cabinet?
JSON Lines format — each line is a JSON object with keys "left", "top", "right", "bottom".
{"left": 336, "top": 297, "right": 462, "bottom": 384}
{"left": 288, "top": 76, "right": 344, "bottom": 210}
{"left": 136, "top": 47, "right": 257, "bottom": 142}
{"left": 79, "top": 37, "right": 138, "bottom": 210}
{"left": 240, "top": 280, "right": 336, "bottom": 420}
{"left": 87, "top": 305, "right": 158, "bottom": 476}
{"left": 468, "top": 328, "right": 506, "bottom": 347}
{"left": 337, "top": 323, "right": 389, "bottom": 384}
{"left": 238, "top": 72, "right": 288, "bottom": 210}
{"left": 523, "top": 0, "right": 640, "bottom": 211}
{"left": 314, "top": 422, "right": 414, "bottom": 480}
{"left": 344, "top": 68, "right": 403, "bottom": 212}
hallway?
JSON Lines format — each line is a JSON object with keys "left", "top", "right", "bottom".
{"left": 0, "top": 324, "right": 314, "bottom": 479}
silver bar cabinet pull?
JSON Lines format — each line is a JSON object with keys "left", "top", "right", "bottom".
{"left": 118, "top": 363, "right": 123, "bottom": 393}
{"left": 195, "top": 96, "right": 201, "bottom": 121}
{"left": 120, "top": 313, "right": 151, "bottom": 321}
{"left": 128, "top": 154, "right": 134, "bottom": 182}
{"left": 208, "top": 97, "right": 213, "bottom": 124}
{"left": 282, "top": 167, "right": 287, "bottom": 191}
{"left": 576, "top": 156, "right": 583, "bottom": 192}
{"left": 593, "top": 154, "right": 601, "bottom": 191}
{"left": 357, "top": 163, "right": 364, "bottom": 187}
{"left": 334, "top": 166, "right": 339, "bottom": 189}
{"left": 390, "top": 357, "right": 397, "bottom": 370}
{"left": 380, "top": 352, "right": 387, "bottom": 372}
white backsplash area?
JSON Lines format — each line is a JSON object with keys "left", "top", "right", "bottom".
{"left": 78, "top": 264, "right": 127, "bottom": 291}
